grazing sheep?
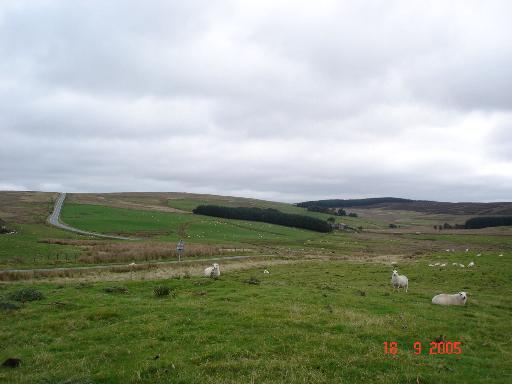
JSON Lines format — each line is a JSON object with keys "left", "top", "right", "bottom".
{"left": 465, "top": 248, "right": 469, "bottom": 252}
{"left": 459, "top": 264, "right": 465, "bottom": 268}
{"left": 432, "top": 292, "right": 467, "bottom": 306}
{"left": 429, "top": 264, "right": 435, "bottom": 267}
{"left": 499, "top": 253, "right": 503, "bottom": 257}
{"left": 452, "top": 263, "right": 458, "bottom": 266}
{"left": 391, "top": 270, "right": 408, "bottom": 292}
{"left": 434, "top": 262, "right": 440, "bottom": 266}
{"left": 263, "top": 269, "right": 270, "bottom": 274}
{"left": 477, "top": 253, "right": 481, "bottom": 257}
{"left": 204, "top": 263, "right": 220, "bottom": 278}
{"left": 468, "top": 261, "right": 475, "bottom": 267}
{"left": 440, "top": 263, "right": 446, "bottom": 267}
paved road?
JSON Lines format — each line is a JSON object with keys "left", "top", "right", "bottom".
{"left": 47, "top": 192, "right": 138, "bottom": 240}
{"left": 1, "top": 254, "right": 256, "bottom": 274}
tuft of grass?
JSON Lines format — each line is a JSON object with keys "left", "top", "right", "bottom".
{"left": 153, "top": 285, "right": 173, "bottom": 297}
{"left": 0, "top": 301, "right": 22, "bottom": 310}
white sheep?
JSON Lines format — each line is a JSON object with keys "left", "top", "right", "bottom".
{"left": 391, "top": 270, "right": 408, "bottom": 292}
{"left": 499, "top": 253, "right": 503, "bottom": 257}
{"left": 477, "top": 253, "right": 481, "bottom": 257}
{"left": 459, "top": 264, "right": 465, "bottom": 268}
{"left": 432, "top": 292, "right": 467, "bottom": 306}
{"left": 434, "top": 262, "right": 440, "bottom": 266}
{"left": 452, "top": 263, "right": 458, "bottom": 266}
{"left": 204, "top": 263, "right": 220, "bottom": 278}
{"left": 429, "top": 264, "right": 435, "bottom": 267}
{"left": 440, "top": 263, "right": 446, "bottom": 267}
{"left": 468, "top": 261, "right": 475, "bottom": 267}
{"left": 465, "top": 248, "right": 469, "bottom": 252}
{"left": 263, "top": 269, "right": 270, "bottom": 274}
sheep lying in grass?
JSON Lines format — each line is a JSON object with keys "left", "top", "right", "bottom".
{"left": 204, "top": 263, "right": 220, "bottom": 278}
{"left": 391, "top": 270, "right": 408, "bottom": 292}
{"left": 432, "top": 292, "right": 467, "bottom": 306}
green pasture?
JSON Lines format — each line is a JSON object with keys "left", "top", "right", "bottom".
{"left": 0, "top": 224, "right": 82, "bottom": 269}
{"left": 1, "top": 255, "right": 510, "bottom": 383}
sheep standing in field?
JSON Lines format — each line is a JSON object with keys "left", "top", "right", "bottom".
{"left": 204, "top": 263, "right": 220, "bottom": 278}
{"left": 468, "top": 261, "right": 475, "bottom": 267}
{"left": 432, "top": 292, "right": 467, "bottom": 306}
{"left": 391, "top": 270, "right": 409, "bottom": 292}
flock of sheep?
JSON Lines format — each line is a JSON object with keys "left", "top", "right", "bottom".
{"left": 391, "top": 267, "right": 467, "bottom": 306}
{"left": 203, "top": 262, "right": 469, "bottom": 306}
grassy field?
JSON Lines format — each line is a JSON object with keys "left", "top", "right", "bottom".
{"left": 1, "top": 255, "right": 511, "bottom": 383}
{"left": 1, "top": 191, "right": 512, "bottom": 382}
{"left": 0, "top": 224, "right": 82, "bottom": 268}
{"left": 2, "top": 193, "right": 511, "bottom": 269}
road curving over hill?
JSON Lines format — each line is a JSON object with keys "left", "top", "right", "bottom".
{"left": 48, "top": 193, "right": 138, "bottom": 240}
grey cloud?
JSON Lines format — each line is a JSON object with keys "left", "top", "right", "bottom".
{"left": 1, "top": 1, "right": 511, "bottom": 202}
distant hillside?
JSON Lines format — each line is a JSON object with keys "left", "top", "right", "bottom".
{"left": 297, "top": 198, "right": 512, "bottom": 216}
{"left": 297, "top": 197, "right": 415, "bottom": 208}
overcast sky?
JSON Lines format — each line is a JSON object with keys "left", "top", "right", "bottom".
{"left": 1, "top": 1, "right": 511, "bottom": 203}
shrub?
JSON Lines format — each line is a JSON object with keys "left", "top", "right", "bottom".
{"left": 153, "top": 286, "right": 172, "bottom": 297}
{"left": 102, "top": 286, "right": 129, "bottom": 294}
{"left": 8, "top": 288, "right": 44, "bottom": 302}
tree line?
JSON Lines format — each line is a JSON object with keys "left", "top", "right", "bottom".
{"left": 464, "top": 216, "right": 512, "bottom": 229}
{"left": 193, "top": 205, "right": 333, "bottom": 233}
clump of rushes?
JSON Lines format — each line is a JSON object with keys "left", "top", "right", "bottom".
{"left": 153, "top": 286, "right": 174, "bottom": 297}
{"left": 103, "top": 286, "right": 129, "bottom": 294}
{"left": 8, "top": 288, "right": 44, "bottom": 302}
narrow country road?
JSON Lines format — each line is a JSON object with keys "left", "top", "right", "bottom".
{"left": 47, "top": 192, "right": 138, "bottom": 240}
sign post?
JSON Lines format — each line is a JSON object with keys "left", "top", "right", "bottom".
{"left": 176, "top": 240, "right": 185, "bottom": 262}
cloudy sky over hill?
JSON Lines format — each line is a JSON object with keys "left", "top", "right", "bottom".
{"left": 1, "top": 0, "right": 511, "bottom": 202}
